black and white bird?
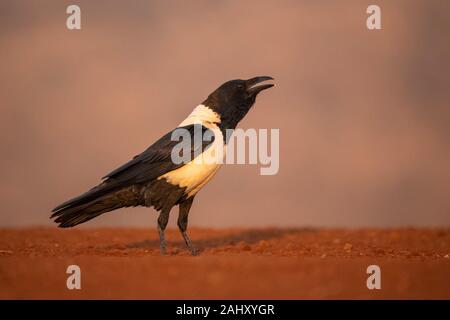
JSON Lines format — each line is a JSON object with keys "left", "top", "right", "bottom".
{"left": 51, "top": 76, "right": 274, "bottom": 255}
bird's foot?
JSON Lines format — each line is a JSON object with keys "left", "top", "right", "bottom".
{"left": 188, "top": 246, "right": 199, "bottom": 256}
{"left": 160, "top": 240, "right": 168, "bottom": 255}
{"left": 181, "top": 231, "right": 199, "bottom": 256}
{"left": 158, "top": 224, "right": 168, "bottom": 255}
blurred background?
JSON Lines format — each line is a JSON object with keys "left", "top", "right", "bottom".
{"left": 0, "top": 0, "right": 448, "bottom": 228}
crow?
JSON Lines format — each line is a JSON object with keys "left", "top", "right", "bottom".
{"left": 51, "top": 76, "right": 274, "bottom": 255}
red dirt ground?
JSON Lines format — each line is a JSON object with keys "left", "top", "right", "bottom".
{"left": 0, "top": 228, "right": 449, "bottom": 299}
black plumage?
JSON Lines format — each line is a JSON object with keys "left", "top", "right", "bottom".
{"left": 51, "top": 76, "right": 274, "bottom": 255}
{"left": 52, "top": 124, "right": 213, "bottom": 226}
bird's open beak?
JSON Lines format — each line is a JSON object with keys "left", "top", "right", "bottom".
{"left": 246, "top": 76, "right": 274, "bottom": 96}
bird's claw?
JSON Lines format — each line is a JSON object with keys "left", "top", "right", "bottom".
{"left": 189, "top": 247, "right": 199, "bottom": 256}
{"left": 160, "top": 241, "right": 168, "bottom": 255}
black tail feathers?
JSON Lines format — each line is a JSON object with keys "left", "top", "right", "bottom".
{"left": 51, "top": 184, "right": 140, "bottom": 228}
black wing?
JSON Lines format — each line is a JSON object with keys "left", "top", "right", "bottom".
{"left": 103, "top": 124, "right": 215, "bottom": 182}
{"left": 52, "top": 124, "right": 215, "bottom": 212}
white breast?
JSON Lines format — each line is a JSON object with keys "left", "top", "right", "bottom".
{"left": 159, "top": 104, "right": 225, "bottom": 197}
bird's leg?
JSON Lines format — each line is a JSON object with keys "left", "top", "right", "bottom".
{"left": 157, "top": 209, "right": 170, "bottom": 255}
{"left": 178, "top": 197, "right": 197, "bottom": 255}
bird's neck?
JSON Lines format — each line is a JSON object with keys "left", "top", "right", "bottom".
{"left": 203, "top": 98, "right": 253, "bottom": 129}
{"left": 213, "top": 103, "right": 252, "bottom": 135}
{"left": 179, "top": 103, "right": 252, "bottom": 140}
{"left": 178, "top": 104, "right": 221, "bottom": 127}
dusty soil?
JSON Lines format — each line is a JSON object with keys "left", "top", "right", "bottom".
{"left": 0, "top": 228, "right": 449, "bottom": 299}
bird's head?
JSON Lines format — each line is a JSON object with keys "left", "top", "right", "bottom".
{"left": 203, "top": 76, "right": 274, "bottom": 129}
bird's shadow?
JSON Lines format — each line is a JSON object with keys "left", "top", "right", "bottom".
{"left": 125, "top": 228, "right": 315, "bottom": 252}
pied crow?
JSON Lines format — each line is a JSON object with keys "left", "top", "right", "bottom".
{"left": 51, "top": 76, "right": 274, "bottom": 255}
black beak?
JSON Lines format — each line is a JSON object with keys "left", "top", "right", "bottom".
{"left": 246, "top": 76, "right": 274, "bottom": 96}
